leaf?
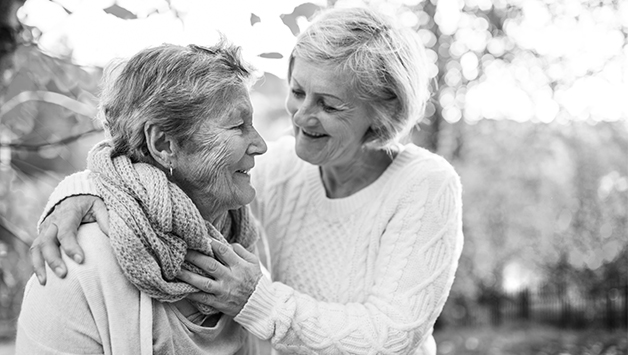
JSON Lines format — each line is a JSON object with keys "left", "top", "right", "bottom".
{"left": 280, "top": 2, "right": 323, "bottom": 36}
{"left": 103, "top": 4, "right": 137, "bottom": 20}
{"left": 259, "top": 52, "right": 283, "bottom": 59}
{"left": 251, "top": 13, "right": 261, "bottom": 25}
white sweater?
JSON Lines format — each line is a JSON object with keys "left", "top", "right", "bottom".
{"left": 36, "top": 136, "right": 463, "bottom": 354}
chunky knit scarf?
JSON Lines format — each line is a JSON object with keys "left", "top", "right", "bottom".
{"left": 86, "top": 141, "right": 259, "bottom": 315}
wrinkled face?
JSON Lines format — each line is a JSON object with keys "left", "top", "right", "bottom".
{"left": 174, "top": 88, "right": 267, "bottom": 214}
{"left": 285, "top": 57, "right": 373, "bottom": 167}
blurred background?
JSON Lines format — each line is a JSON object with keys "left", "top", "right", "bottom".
{"left": 0, "top": 0, "right": 626, "bottom": 354}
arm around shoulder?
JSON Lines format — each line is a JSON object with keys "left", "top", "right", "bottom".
{"left": 37, "top": 170, "right": 99, "bottom": 232}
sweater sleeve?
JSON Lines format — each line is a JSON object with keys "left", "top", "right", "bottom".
{"left": 37, "top": 170, "right": 100, "bottom": 233}
{"left": 234, "top": 167, "right": 464, "bottom": 354}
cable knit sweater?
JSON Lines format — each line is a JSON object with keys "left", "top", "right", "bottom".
{"left": 36, "top": 136, "right": 463, "bottom": 355}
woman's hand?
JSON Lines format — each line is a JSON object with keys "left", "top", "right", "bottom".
{"left": 178, "top": 242, "right": 263, "bottom": 317}
{"left": 30, "top": 195, "right": 109, "bottom": 285}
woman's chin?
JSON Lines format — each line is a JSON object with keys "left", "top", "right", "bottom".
{"left": 234, "top": 187, "right": 256, "bottom": 207}
{"left": 294, "top": 138, "right": 327, "bottom": 166}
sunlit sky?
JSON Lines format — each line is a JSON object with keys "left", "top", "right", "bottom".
{"left": 17, "top": 0, "right": 628, "bottom": 124}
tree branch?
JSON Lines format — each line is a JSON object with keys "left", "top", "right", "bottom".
{"left": 0, "top": 216, "right": 31, "bottom": 248}
{"left": 0, "top": 127, "right": 103, "bottom": 151}
{"left": 0, "top": 90, "right": 97, "bottom": 120}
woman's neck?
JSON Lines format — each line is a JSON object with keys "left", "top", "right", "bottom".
{"left": 195, "top": 201, "right": 229, "bottom": 227}
{"left": 320, "top": 147, "right": 396, "bottom": 199}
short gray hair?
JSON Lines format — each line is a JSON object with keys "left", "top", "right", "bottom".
{"left": 289, "top": 7, "right": 430, "bottom": 148}
{"left": 98, "top": 39, "right": 256, "bottom": 162}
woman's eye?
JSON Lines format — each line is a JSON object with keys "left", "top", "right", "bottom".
{"left": 321, "top": 102, "right": 338, "bottom": 113}
{"left": 291, "top": 89, "right": 305, "bottom": 98}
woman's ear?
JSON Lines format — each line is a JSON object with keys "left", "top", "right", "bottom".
{"left": 144, "top": 122, "right": 175, "bottom": 169}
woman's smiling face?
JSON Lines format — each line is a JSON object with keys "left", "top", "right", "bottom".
{"left": 174, "top": 88, "right": 267, "bottom": 215}
{"left": 285, "top": 57, "right": 373, "bottom": 167}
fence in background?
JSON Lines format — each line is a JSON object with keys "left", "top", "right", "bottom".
{"left": 484, "top": 285, "right": 628, "bottom": 330}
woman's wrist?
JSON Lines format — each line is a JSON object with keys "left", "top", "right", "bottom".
{"left": 38, "top": 170, "right": 97, "bottom": 232}
{"left": 234, "top": 275, "right": 276, "bottom": 338}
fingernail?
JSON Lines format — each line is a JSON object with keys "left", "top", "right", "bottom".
{"left": 54, "top": 267, "right": 65, "bottom": 276}
{"left": 73, "top": 254, "right": 83, "bottom": 263}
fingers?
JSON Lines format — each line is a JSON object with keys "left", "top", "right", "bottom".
{"left": 30, "top": 222, "right": 58, "bottom": 285}
{"left": 90, "top": 198, "right": 110, "bottom": 236}
{"left": 185, "top": 290, "right": 243, "bottom": 318}
{"left": 55, "top": 202, "right": 86, "bottom": 265}
{"left": 212, "top": 241, "right": 245, "bottom": 267}
{"left": 185, "top": 250, "right": 229, "bottom": 277}
{"left": 181, "top": 245, "right": 263, "bottom": 318}
{"left": 177, "top": 269, "right": 219, "bottom": 294}
{"left": 37, "top": 223, "right": 68, "bottom": 279}
{"left": 186, "top": 292, "right": 224, "bottom": 309}
{"left": 232, "top": 243, "right": 259, "bottom": 264}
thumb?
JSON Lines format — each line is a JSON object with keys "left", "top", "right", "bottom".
{"left": 92, "top": 199, "right": 110, "bottom": 236}
{"left": 232, "top": 243, "right": 258, "bottom": 264}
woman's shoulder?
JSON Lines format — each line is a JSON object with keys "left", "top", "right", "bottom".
{"left": 75, "top": 223, "right": 114, "bottom": 265}
{"left": 395, "top": 143, "right": 460, "bottom": 182}
{"left": 70, "top": 223, "right": 129, "bottom": 285}
{"left": 17, "top": 223, "right": 141, "bottom": 354}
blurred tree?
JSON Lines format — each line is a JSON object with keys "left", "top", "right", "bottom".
{"left": 0, "top": 0, "right": 104, "bottom": 334}
{"left": 0, "top": 0, "right": 29, "bottom": 332}
{"left": 446, "top": 118, "right": 628, "bottom": 326}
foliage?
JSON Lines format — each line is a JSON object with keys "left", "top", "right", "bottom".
{"left": 0, "top": 0, "right": 626, "bottom": 341}
{"left": 454, "top": 119, "right": 627, "bottom": 286}
{"left": 441, "top": 119, "right": 628, "bottom": 326}
{"left": 434, "top": 324, "right": 628, "bottom": 355}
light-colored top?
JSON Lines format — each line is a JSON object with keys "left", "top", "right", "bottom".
{"left": 237, "top": 137, "right": 463, "bottom": 354}
{"left": 16, "top": 223, "right": 254, "bottom": 355}
{"left": 36, "top": 136, "right": 463, "bottom": 354}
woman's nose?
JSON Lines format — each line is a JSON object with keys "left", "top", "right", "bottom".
{"left": 292, "top": 101, "right": 316, "bottom": 128}
{"left": 248, "top": 127, "right": 267, "bottom": 156}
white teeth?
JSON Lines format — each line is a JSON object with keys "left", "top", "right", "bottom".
{"left": 302, "top": 129, "right": 325, "bottom": 137}
{"left": 236, "top": 169, "right": 250, "bottom": 175}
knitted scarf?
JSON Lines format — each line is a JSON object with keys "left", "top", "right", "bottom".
{"left": 86, "top": 141, "right": 259, "bottom": 315}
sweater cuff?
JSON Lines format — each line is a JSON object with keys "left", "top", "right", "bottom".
{"left": 37, "top": 170, "right": 99, "bottom": 233}
{"left": 234, "top": 275, "right": 276, "bottom": 339}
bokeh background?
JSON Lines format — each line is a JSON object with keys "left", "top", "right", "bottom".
{"left": 0, "top": 0, "right": 627, "bottom": 354}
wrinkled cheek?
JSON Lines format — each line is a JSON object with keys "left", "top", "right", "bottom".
{"left": 192, "top": 145, "right": 231, "bottom": 197}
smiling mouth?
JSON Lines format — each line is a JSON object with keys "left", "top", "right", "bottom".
{"left": 301, "top": 128, "right": 327, "bottom": 138}
{"left": 235, "top": 169, "right": 251, "bottom": 176}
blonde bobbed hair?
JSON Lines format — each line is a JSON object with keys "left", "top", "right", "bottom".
{"left": 288, "top": 7, "right": 430, "bottom": 149}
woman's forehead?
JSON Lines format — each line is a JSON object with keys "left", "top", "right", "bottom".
{"left": 212, "top": 94, "right": 253, "bottom": 124}
{"left": 291, "top": 57, "right": 354, "bottom": 101}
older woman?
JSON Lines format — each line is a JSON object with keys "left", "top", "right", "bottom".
{"left": 30, "top": 6, "right": 463, "bottom": 354}
{"left": 17, "top": 40, "right": 267, "bottom": 354}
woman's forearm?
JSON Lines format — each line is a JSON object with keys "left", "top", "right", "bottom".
{"left": 38, "top": 170, "right": 99, "bottom": 232}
